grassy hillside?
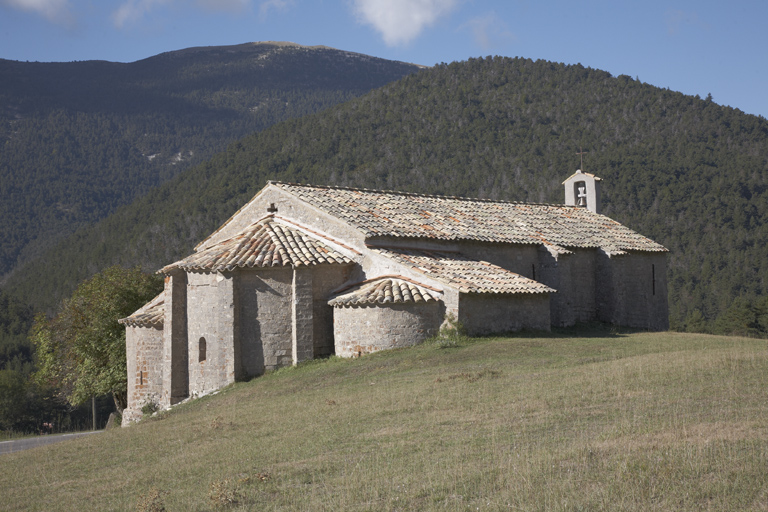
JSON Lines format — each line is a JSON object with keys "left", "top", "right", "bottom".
{"left": 8, "top": 57, "right": 768, "bottom": 333}
{"left": 2, "top": 330, "right": 766, "bottom": 511}
{"left": 0, "top": 42, "right": 420, "bottom": 279}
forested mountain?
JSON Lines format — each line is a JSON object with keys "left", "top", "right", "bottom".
{"left": 7, "top": 56, "right": 768, "bottom": 333}
{"left": 0, "top": 42, "right": 421, "bottom": 280}
{"left": 0, "top": 42, "right": 422, "bottom": 431}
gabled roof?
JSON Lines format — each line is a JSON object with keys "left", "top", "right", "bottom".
{"left": 375, "top": 248, "right": 555, "bottom": 295}
{"left": 119, "top": 293, "right": 164, "bottom": 328}
{"left": 161, "top": 218, "right": 353, "bottom": 273}
{"left": 329, "top": 276, "right": 441, "bottom": 307}
{"left": 272, "top": 182, "right": 666, "bottom": 253}
{"left": 562, "top": 169, "right": 602, "bottom": 183}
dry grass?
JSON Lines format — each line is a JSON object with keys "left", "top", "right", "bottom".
{"left": 1, "top": 330, "right": 767, "bottom": 511}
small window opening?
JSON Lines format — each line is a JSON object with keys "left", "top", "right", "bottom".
{"left": 652, "top": 264, "right": 656, "bottom": 296}
{"left": 139, "top": 371, "right": 143, "bottom": 386}
{"left": 199, "top": 337, "right": 207, "bottom": 362}
{"left": 267, "top": 203, "right": 278, "bottom": 213}
{"left": 574, "top": 181, "right": 588, "bottom": 208}
{"left": 532, "top": 263, "right": 536, "bottom": 281}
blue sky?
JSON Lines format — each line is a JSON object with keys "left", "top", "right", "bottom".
{"left": 1, "top": 0, "right": 766, "bottom": 119}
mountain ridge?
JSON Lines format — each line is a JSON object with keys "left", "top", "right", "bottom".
{"left": 6, "top": 56, "right": 767, "bottom": 335}
{"left": 0, "top": 41, "right": 422, "bottom": 281}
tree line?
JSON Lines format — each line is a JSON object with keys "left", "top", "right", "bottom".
{"left": 3, "top": 54, "right": 768, "bottom": 434}
{"left": 7, "top": 56, "right": 766, "bottom": 334}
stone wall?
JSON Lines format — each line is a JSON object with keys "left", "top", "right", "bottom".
{"left": 199, "top": 187, "right": 368, "bottom": 253}
{"left": 461, "top": 242, "right": 540, "bottom": 279}
{"left": 459, "top": 292, "right": 551, "bottom": 335}
{"left": 236, "top": 267, "right": 293, "bottom": 373}
{"left": 597, "top": 251, "right": 669, "bottom": 330}
{"left": 186, "top": 271, "right": 237, "bottom": 397}
{"left": 311, "top": 265, "right": 353, "bottom": 357}
{"left": 161, "top": 271, "right": 188, "bottom": 408}
{"left": 292, "top": 267, "right": 314, "bottom": 364}
{"left": 543, "top": 249, "right": 597, "bottom": 327}
{"left": 123, "top": 324, "right": 164, "bottom": 425}
{"left": 333, "top": 301, "right": 444, "bottom": 357}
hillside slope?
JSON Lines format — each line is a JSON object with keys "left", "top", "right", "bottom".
{"left": 0, "top": 42, "right": 421, "bottom": 279}
{"left": 7, "top": 56, "right": 768, "bottom": 330}
{"left": 1, "top": 331, "right": 766, "bottom": 511}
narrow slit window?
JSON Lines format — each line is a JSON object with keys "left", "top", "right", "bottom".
{"left": 199, "top": 337, "right": 207, "bottom": 362}
{"left": 652, "top": 264, "right": 656, "bottom": 296}
{"left": 139, "top": 371, "right": 143, "bottom": 386}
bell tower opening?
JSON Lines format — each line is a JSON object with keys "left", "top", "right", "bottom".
{"left": 563, "top": 169, "right": 602, "bottom": 214}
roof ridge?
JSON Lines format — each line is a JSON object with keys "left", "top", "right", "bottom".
{"left": 331, "top": 273, "right": 443, "bottom": 295}
{"left": 267, "top": 180, "right": 572, "bottom": 208}
{"left": 161, "top": 215, "right": 353, "bottom": 273}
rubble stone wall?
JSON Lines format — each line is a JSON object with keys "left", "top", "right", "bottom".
{"left": 333, "top": 301, "right": 444, "bottom": 357}
{"left": 598, "top": 251, "right": 669, "bottom": 330}
{"left": 459, "top": 292, "right": 551, "bottom": 335}
{"left": 237, "top": 267, "right": 293, "bottom": 373}
{"left": 546, "top": 249, "right": 597, "bottom": 327}
{"left": 122, "top": 324, "right": 163, "bottom": 426}
{"left": 312, "top": 265, "right": 354, "bottom": 357}
{"left": 187, "top": 271, "right": 237, "bottom": 397}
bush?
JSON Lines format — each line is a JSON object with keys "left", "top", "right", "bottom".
{"left": 431, "top": 313, "right": 468, "bottom": 348}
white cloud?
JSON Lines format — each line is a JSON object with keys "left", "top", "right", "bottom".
{"left": 462, "top": 12, "right": 515, "bottom": 50}
{"left": 112, "top": 0, "right": 263, "bottom": 28}
{"left": 259, "top": 0, "right": 292, "bottom": 20}
{"left": 1, "top": 0, "right": 74, "bottom": 26}
{"left": 112, "top": 0, "right": 171, "bottom": 29}
{"left": 351, "top": 0, "right": 458, "bottom": 46}
{"left": 197, "top": 0, "right": 251, "bottom": 14}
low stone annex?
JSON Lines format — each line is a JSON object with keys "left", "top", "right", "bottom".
{"left": 119, "top": 171, "right": 668, "bottom": 425}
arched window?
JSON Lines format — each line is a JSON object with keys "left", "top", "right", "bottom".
{"left": 199, "top": 337, "right": 207, "bottom": 362}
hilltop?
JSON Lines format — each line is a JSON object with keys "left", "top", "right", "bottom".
{"left": 1, "top": 331, "right": 766, "bottom": 510}
{"left": 7, "top": 56, "right": 767, "bottom": 333}
{"left": 0, "top": 41, "right": 421, "bottom": 280}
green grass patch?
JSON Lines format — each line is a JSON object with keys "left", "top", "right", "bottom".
{"left": 2, "top": 331, "right": 767, "bottom": 511}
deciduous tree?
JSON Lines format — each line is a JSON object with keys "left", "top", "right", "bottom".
{"left": 31, "top": 266, "right": 162, "bottom": 412}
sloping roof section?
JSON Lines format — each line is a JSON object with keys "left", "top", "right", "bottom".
{"left": 119, "top": 293, "right": 164, "bottom": 328}
{"left": 376, "top": 248, "right": 555, "bottom": 294}
{"left": 272, "top": 182, "right": 666, "bottom": 253}
{"left": 162, "top": 218, "right": 353, "bottom": 273}
{"left": 562, "top": 170, "right": 602, "bottom": 183}
{"left": 329, "top": 276, "right": 441, "bottom": 307}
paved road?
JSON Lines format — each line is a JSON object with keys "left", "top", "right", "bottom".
{"left": 0, "top": 431, "right": 102, "bottom": 455}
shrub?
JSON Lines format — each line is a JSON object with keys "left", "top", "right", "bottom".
{"left": 141, "top": 401, "right": 159, "bottom": 418}
{"left": 432, "top": 312, "right": 468, "bottom": 348}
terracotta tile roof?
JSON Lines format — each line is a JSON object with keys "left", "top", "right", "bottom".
{"left": 375, "top": 248, "right": 555, "bottom": 294}
{"left": 162, "top": 219, "right": 353, "bottom": 273}
{"left": 119, "top": 293, "right": 164, "bottom": 328}
{"left": 272, "top": 182, "right": 666, "bottom": 253}
{"left": 329, "top": 276, "right": 441, "bottom": 307}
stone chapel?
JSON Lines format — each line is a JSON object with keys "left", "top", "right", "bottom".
{"left": 119, "top": 171, "right": 668, "bottom": 424}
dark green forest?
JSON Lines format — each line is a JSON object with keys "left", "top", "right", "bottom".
{"left": 0, "top": 42, "right": 420, "bottom": 279}
{"left": 10, "top": 56, "right": 766, "bottom": 334}
{"left": 0, "top": 42, "right": 420, "bottom": 432}
{"left": 2, "top": 54, "right": 767, "bottom": 432}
